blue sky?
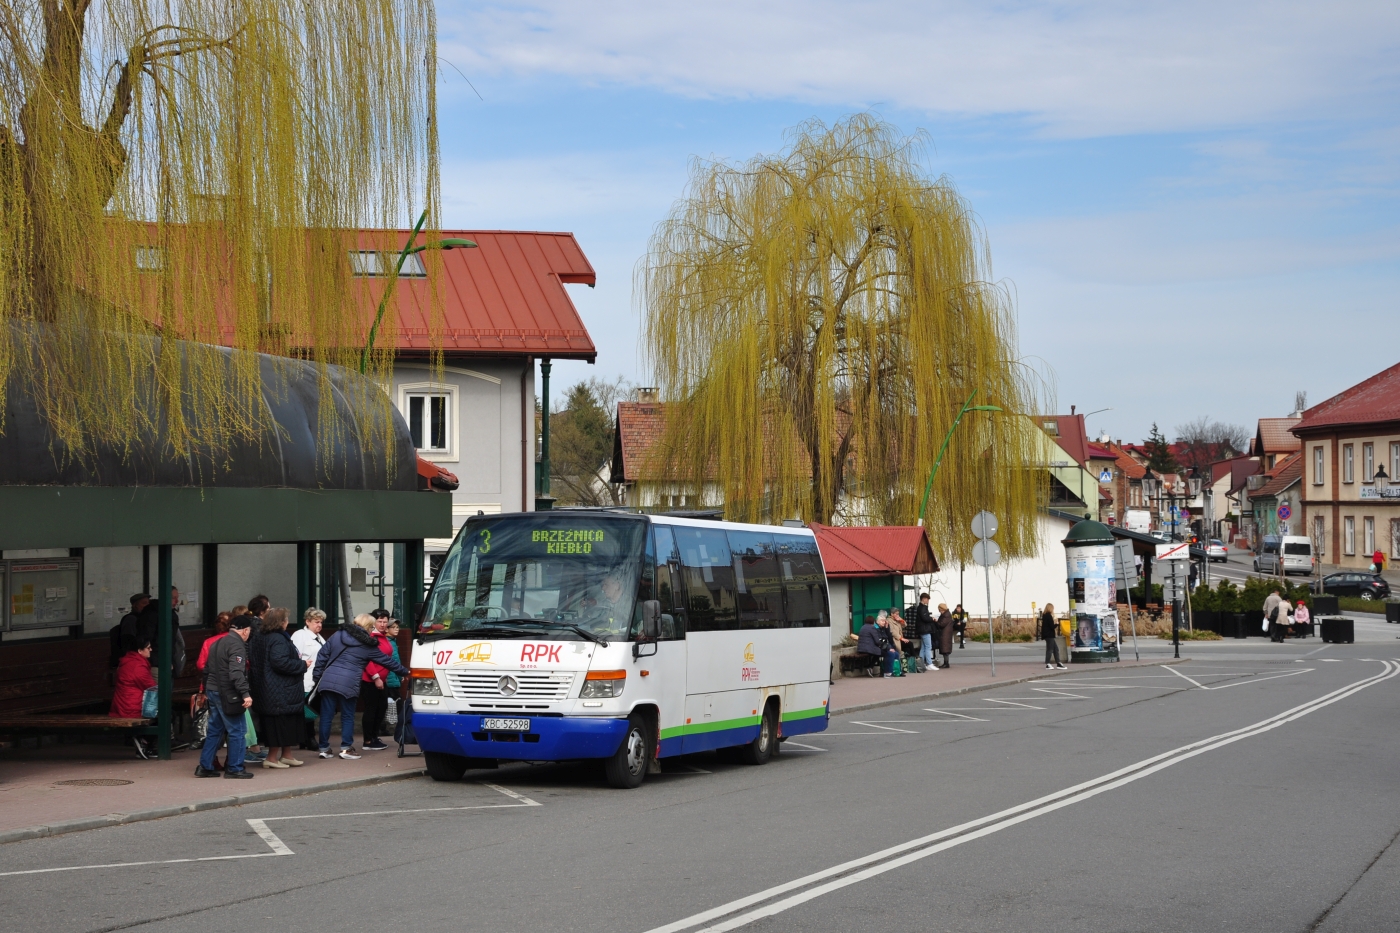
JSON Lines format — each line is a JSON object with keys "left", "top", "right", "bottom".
{"left": 434, "top": 1, "right": 1400, "bottom": 445}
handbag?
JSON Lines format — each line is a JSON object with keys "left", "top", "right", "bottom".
{"left": 190, "top": 692, "right": 211, "bottom": 744}
{"left": 140, "top": 687, "right": 159, "bottom": 719}
{"left": 384, "top": 696, "right": 399, "bottom": 726}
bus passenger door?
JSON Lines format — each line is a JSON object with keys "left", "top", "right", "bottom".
{"left": 651, "top": 526, "right": 688, "bottom": 758}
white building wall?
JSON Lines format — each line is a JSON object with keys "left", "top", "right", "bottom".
{"left": 913, "top": 513, "right": 1075, "bottom": 621}
{"left": 827, "top": 578, "right": 851, "bottom": 647}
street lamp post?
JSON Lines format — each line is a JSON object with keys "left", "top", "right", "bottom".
{"left": 359, "top": 210, "right": 476, "bottom": 374}
{"left": 916, "top": 389, "right": 1003, "bottom": 527}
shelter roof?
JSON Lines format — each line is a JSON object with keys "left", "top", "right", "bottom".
{"left": 808, "top": 523, "right": 939, "bottom": 577}
{"left": 1292, "top": 361, "right": 1400, "bottom": 433}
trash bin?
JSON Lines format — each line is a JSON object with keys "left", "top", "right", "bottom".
{"left": 1385, "top": 602, "right": 1400, "bottom": 624}
{"left": 1319, "top": 617, "right": 1354, "bottom": 644}
{"left": 1312, "top": 595, "right": 1339, "bottom": 616}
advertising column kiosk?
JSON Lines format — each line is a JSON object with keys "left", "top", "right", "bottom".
{"left": 1062, "top": 519, "right": 1120, "bottom": 663}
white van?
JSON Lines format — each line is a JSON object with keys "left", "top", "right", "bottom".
{"left": 1254, "top": 535, "right": 1314, "bottom": 576}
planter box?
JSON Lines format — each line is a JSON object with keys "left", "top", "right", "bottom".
{"left": 1319, "top": 617, "right": 1354, "bottom": 644}
{"left": 1386, "top": 602, "right": 1400, "bottom": 624}
{"left": 1312, "top": 595, "right": 1339, "bottom": 616}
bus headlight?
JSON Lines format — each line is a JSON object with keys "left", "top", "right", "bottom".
{"left": 410, "top": 669, "right": 442, "bottom": 696}
{"left": 580, "top": 670, "right": 626, "bottom": 698}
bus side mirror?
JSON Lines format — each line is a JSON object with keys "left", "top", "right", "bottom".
{"left": 640, "top": 600, "right": 660, "bottom": 640}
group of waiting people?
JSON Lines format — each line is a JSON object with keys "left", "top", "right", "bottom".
{"left": 192, "top": 597, "right": 410, "bottom": 779}
{"left": 856, "top": 594, "right": 968, "bottom": 676}
{"left": 1262, "top": 587, "right": 1311, "bottom": 642}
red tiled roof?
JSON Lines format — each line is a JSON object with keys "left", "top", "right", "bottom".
{"left": 1254, "top": 417, "right": 1302, "bottom": 455}
{"left": 612, "top": 401, "right": 668, "bottom": 481}
{"left": 1249, "top": 451, "right": 1303, "bottom": 499}
{"left": 809, "top": 524, "right": 939, "bottom": 577}
{"left": 353, "top": 229, "right": 597, "bottom": 360}
{"left": 1293, "top": 361, "right": 1400, "bottom": 433}
{"left": 1085, "top": 442, "right": 1117, "bottom": 460}
{"left": 1210, "top": 454, "right": 1256, "bottom": 484}
{"left": 1046, "top": 414, "right": 1090, "bottom": 466}
{"left": 1106, "top": 443, "right": 1146, "bottom": 479}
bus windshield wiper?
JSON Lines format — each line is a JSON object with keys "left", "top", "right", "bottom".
{"left": 538, "top": 621, "right": 609, "bottom": 647}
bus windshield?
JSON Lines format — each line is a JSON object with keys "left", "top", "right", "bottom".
{"left": 418, "top": 514, "right": 647, "bottom": 641}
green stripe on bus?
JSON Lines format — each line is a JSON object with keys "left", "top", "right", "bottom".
{"left": 660, "top": 714, "right": 761, "bottom": 740}
{"left": 781, "top": 705, "right": 828, "bottom": 722}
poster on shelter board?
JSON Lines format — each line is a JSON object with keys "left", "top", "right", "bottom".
{"left": 1067, "top": 543, "right": 1116, "bottom": 615}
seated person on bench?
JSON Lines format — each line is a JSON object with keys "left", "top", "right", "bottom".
{"left": 856, "top": 614, "right": 900, "bottom": 677}
{"left": 111, "top": 639, "right": 156, "bottom": 757}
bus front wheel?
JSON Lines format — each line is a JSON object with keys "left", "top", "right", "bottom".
{"left": 425, "top": 751, "right": 469, "bottom": 782}
{"left": 737, "top": 703, "right": 779, "bottom": 766}
{"left": 604, "top": 713, "right": 651, "bottom": 789}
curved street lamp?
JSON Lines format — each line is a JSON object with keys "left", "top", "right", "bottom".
{"left": 916, "top": 389, "right": 1002, "bottom": 527}
{"left": 360, "top": 210, "right": 476, "bottom": 373}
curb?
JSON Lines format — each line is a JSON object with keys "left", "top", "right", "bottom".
{"left": 830, "top": 657, "right": 1187, "bottom": 715}
{"left": 0, "top": 767, "right": 426, "bottom": 846}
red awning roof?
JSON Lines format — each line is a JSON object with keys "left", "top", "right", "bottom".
{"left": 355, "top": 229, "right": 597, "bottom": 360}
{"left": 809, "top": 523, "right": 939, "bottom": 578}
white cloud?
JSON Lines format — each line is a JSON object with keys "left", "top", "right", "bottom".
{"left": 439, "top": 1, "right": 1400, "bottom": 137}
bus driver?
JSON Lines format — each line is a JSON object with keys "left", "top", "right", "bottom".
{"left": 582, "top": 572, "right": 628, "bottom": 637}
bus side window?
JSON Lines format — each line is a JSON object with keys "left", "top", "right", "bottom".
{"left": 654, "top": 525, "right": 686, "bottom": 639}
{"left": 674, "top": 527, "right": 737, "bottom": 631}
{"left": 630, "top": 523, "right": 659, "bottom": 639}
{"left": 778, "top": 535, "right": 830, "bottom": 627}
{"left": 727, "top": 530, "right": 784, "bottom": 629}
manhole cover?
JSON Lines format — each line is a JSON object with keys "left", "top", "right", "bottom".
{"left": 53, "top": 778, "right": 133, "bottom": 787}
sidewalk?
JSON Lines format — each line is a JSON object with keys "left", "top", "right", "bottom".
{"left": 829, "top": 656, "right": 1179, "bottom": 714}
{"left": 0, "top": 741, "right": 424, "bottom": 843}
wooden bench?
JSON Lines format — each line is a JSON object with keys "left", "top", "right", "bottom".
{"left": 0, "top": 714, "right": 157, "bottom": 737}
{"left": 839, "top": 653, "right": 882, "bottom": 677}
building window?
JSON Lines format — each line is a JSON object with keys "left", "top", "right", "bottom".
{"left": 349, "top": 250, "right": 427, "bottom": 277}
{"left": 1391, "top": 518, "right": 1400, "bottom": 560}
{"left": 1392, "top": 442, "right": 1400, "bottom": 483}
{"left": 1344, "top": 516, "right": 1355, "bottom": 555}
{"left": 134, "top": 246, "right": 166, "bottom": 272}
{"left": 1363, "top": 443, "right": 1375, "bottom": 483}
{"left": 1364, "top": 517, "right": 1375, "bottom": 556}
{"left": 406, "top": 392, "right": 449, "bottom": 452}
{"left": 1313, "top": 515, "right": 1326, "bottom": 556}
{"left": 1313, "top": 446, "right": 1324, "bottom": 485}
{"left": 1343, "top": 444, "right": 1354, "bottom": 484}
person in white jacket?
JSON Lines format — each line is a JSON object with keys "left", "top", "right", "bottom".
{"left": 291, "top": 608, "right": 327, "bottom": 749}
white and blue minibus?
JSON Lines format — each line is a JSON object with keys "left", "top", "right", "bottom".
{"left": 410, "top": 510, "right": 832, "bottom": 787}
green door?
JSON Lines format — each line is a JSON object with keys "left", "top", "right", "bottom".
{"left": 849, "top": 576, "right": 901, "bottom": 634}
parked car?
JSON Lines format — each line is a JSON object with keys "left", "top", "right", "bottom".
{"left": 1320, "top": 572, "right": 1391, "bottom": 601}
{"left": 1207, "top": 539, "right": 1228, "bottom": 563}
{"left": 1254, "top": 535, "right": 1314, "bottom": 576}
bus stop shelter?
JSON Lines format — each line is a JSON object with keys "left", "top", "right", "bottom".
{"left": 0, "top": 336, "right": 451, "bottom": 759}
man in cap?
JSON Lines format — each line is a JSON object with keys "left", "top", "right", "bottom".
{"left": 195, "top": 615, "right": 255, "bottom": 779}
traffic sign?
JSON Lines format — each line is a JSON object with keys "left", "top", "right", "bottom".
{"left": 1114, "top": 539, "right": 1139, "bottom": 588}
{"left": 972, "top": 539, "right": 1001, "bottom": 567}
{"left": 1277, "top": 503, "right": 1291, "bottom": 521}
{"left": 1155, "top": 541, "right": 1190, "bottom": 562}
{"left": 1098, "top": 469, "right": 1113, "bottom": 483}
{"left": 971, "top": 511, "right": 998, "bottom": 540}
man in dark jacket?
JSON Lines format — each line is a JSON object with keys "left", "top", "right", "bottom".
{"left": 936, "top": 604, "right": 955, "bottom": 669}
{"left": 196, "top": 616, "right": 254, "bottom": 779}
{"left": 133, "top": 586, "right": 185, "bottom": 682}
{"left": 856, "top": 614, "right": 899, "bottom": 678}
{"left": 914, "top": 594, "right": 937, "bottom": 671}
{"left": 312, "top": 616, "right": 410, "bottom": 759}
{"left": 1041, "top": 603, "right": 1066, "bottom": 669}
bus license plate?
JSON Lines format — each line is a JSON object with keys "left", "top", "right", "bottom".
{"left": 482, "top": 718, "right": 530, "bottom": 732}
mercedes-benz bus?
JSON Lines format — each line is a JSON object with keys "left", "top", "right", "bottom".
{"left": 410, "top": 510, "right": 832, "bottom": 788}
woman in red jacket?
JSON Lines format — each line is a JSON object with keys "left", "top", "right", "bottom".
{"left": 112, "top": 641, "right": 156, "bottom": 757}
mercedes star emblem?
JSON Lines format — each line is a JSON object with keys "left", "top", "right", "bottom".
{"left": 497, "top": 675, "right": 519, "bottom": 697}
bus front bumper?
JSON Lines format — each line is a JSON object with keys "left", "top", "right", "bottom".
{"left": 413, "top": 712, "right": 629, "bottom": 761}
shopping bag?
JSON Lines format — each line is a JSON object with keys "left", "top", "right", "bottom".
{"left": 384, "top": 696, "right": 399, "bottom": 726}
{"left": 140, "top": 687, "right": 159, "bottom": 719}
{"left": 244, "top": 708, "right": 258, "bottom": 747}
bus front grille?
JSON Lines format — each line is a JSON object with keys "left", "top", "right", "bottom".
{"left": 443, "top": 671, "right": 576, "bottom": 700}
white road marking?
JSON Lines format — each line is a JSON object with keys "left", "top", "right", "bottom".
{"left": 641, "top": 661, "right": 1400, "bottom": 933}
{"left": 1030, "top": 688, "right": 1091, "bottom": 699}
{"left": 1163, "top": 666, "right": 1207, "bottom": 688}
{"left": 781, "top": 741, "right": 827, "bottom": 752}
{"left": 849, "top": 721, "right": 918, "bottom": 734}
{"left": 1205, "top": 669, "right": 1313, "bottom": 690}
{"left": 985, "top": 699, "right": 1046, "bottom": 709}
{"left": 919, "top": 709, "right": 989, "bottom": 722}
{"left": 0, "top": 783, "right": 537, "bottom": 877}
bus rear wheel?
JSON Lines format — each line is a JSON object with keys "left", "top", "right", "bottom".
{"left": 737, "top": 703, "right": 778, "bottom": 766}
{"left": 604, "top": 713, "right": 651, "bottom": 789}
{"left": 425, "top": 751, "right": 468, "bottom": 782}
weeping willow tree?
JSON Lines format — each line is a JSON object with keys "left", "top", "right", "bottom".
{"left": 642, "top": 115, "right": 1049, "bottom": 560}
{"left": 0, "top": 0, "right": 437, "bottom": 467}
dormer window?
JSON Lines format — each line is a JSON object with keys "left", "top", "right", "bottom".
{"left": 348, "top": 250, "right": 427, "bottom": 277}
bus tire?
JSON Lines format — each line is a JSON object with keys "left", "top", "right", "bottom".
{"left": 425, "top": 751, "right": 469, "bottom": 782}
{"left": 604, "top": 713, "right": 651, "bottom": 789}
{"left": 737, "top": 702, "right": 778, "bottom": 766}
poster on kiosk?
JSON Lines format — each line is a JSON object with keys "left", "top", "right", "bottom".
{"left": 1062, "top": 520, "right": 1120, "bottom": 662}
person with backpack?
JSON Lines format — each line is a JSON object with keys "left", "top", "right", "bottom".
{"left": 312, "top": 613, "right": 410, "bottom": 759}
{"left": 1041, "top": 603, "right": 1066, "bottom": 669}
